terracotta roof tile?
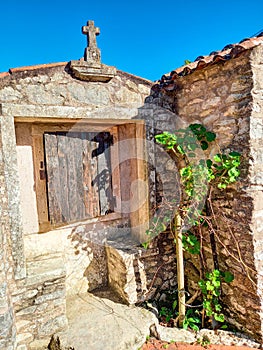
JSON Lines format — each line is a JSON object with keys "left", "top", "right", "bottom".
{"left": 0, "top": 72, "right": 10, "bottom": 78}
{"left": 157, "top": 34, "right": 263, "bottom": 91}
{"left": 9, "top": 61, "right": 67, "bottom": 74}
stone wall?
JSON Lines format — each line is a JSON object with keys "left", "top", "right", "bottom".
{"left": 1, "top": 41, "right": 263, "bottom": 348}
{"left": 106, "top": 232, "right": 177, "bottom": 305}
{"left": 145, "top": 47, "right": 263, "bottom": 340}
{"left": 250, "top": 44, "right": 263, "bottom": 338}
{"left": 0, "top": 63, "right": 153, "bottom": 349}
{"left": 0, "top": 67, "right": 150, "bottom": 115}
{"left": 0, "top": 128, "right": 17, "bottom": 350}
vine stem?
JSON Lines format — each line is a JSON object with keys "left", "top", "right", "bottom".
{"left": 175, "top": 212, "right": 186, "bottom": 327}
{"left": 207, "top": 187, "right": 219, "bottom": 270}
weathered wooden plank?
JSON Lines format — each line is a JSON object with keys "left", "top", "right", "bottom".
{"left": 44, "top": 130, "right": 115, "bottom": 225}
{"left": 57, "top": 133, "right": 70, "bottom": 223}
{"left": 106, "top": 140, "right": 114, "bottom": 214}
{"left": 64, "top": 134, "right": 77, "bottom": 222}
{"left": 82, "top": 134, "right": 93, "bottom": 218}
{"left": 96, "top": 132, "right": 113, "bottom": 215}
{"left": 134, "top": 122, "right": 150, "bottom": 242}
{"left": 31, "top": 130, "right": 51, "bottom": 232}
{"left": 66, "top": 133, "right": 85, "bottom": 222}
{"left": 44, "top": 133, "right": 62, "bottom": 224}
{"left": 89, "top": 133, "right": 100, "bottom": 217}
{"left": 73, "top": 133, "right": 85, "bottom": 220}
{"left": 110, "top": 127, "right": 121, "bottom": 214}
{"left": 117, "top": 125, "right": 134, "bottom": 217}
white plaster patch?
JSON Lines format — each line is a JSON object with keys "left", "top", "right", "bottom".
{"left": 16, "top": 146, "right": 39, "bottom": 234}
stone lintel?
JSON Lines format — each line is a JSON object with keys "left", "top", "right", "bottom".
{"left": 0, "top": 104, "right": 141, "bottom": 121}
{"left": 69, "top": 60, "right": 116, "bottom": 82}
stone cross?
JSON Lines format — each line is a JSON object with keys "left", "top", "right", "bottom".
{"left": 82, "top": 20, "right": 101, "bottom": 63}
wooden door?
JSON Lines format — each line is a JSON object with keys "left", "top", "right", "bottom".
{"left": 44, "top": 131, "right": 113, "bottom": 225}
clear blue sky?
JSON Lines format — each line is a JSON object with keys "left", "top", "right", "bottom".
{"left": 0, "top": 0, "right": 262, "bottom": 81}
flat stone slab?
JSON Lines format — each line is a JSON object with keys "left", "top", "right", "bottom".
{"left": 31, "top": 293, "right": 260, "bottom": 350}
{"left": 156, "top": 325, "right": 196, "bottom": 343}
{"left": 155, "top": 326, "right": 260, "bottom": 348}
{"left": 60, "top": 293, "right": 158, "bottom": 350}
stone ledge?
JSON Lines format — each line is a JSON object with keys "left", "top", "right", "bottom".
{"left": 25, "top": 257, "right": 66, "bottom": 286}
{"left": 69, "top": 60, "right": 116, "bottom": 82}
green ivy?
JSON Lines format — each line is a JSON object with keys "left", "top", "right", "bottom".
{"left": 146, "top": 124, "right": 240, "bottom": 329}
{"left": 182, "top": 232, "right": 200, "bottom": 255}
{"left": 155, "top": 124, "right": 240, "bottom": 193}
{"left": 208, "top": 152, "right": 241, "bottom": 189}
{"left": 183, "top": 309, "right": 201, "bottom": 331}
{"left": 198, "top": 269, "right": 234, "bottom": 323}
{"left": 155, "top": 123, "right": 216, "bottom": 156}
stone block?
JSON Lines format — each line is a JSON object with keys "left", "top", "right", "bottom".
{"left": 26, "top": 257, "right": 66, "bottom": 286}
{"left": 17, "top": 345, "right": 28, "bottom": 350}
{"left": 37, "top": 315, "right": 68, "bottom": 337}
{"left": 157, "top": 325, "right": 196, "bottom": 343}
{"left": 0, "top": 86, "right": 22, "bottom": 101}
{"left": 25, "top": 85, "right": 64, "bottom": 105}
{"left": 231, "top": 80, "right": 251, "bottom": 92}
{"left": 16, "top": 332, "right": 34, "bottom": 344}
{"left": 16, "top": 319, "right": 34, "bottom": 333}
{"left": 250, "top": 118, "right": 263, "bottom": 139}
{"left": 68, "top": 82, "right": 110, "bottom": 105}
{"left": 34, "top": 289, "right": 65, "bottom": 305}
{"left": 12, "top": 288, "right": 38, "bottom": 304}
{"left": 16, "top": 306, "right": 37, "bottom": 316}
{"left": 69, "top": 60, "right": 116, "bottom": 82}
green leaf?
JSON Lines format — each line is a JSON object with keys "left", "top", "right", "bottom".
{"left": 214, "top": 313, "right": 225, "bottom": 323}
{"left": 191, "top": 324, "right": 200, "bottom": 331}
{"left": 203, "top": 300, "right": 211, "bottom": 310}
{"left": 172, "top": 300, "right": 178, "bottom": 310}
{"left": 141, "top": 242, "right": 149, "bottom": 249}
{"left": 212, "top": 280, "right": 221, "bottom": 288}
{"left": 223, "top": 271, "right": 234, "bottom": 283}
{"left": 206, "top": 131, "right": 216, "bottom": 142}
{"left": 183, "top": 322, "right": 188, "bottom": 330}
{"left": 215, "top": 304, "right": 222, "bottom": 312}
{"left": 188, "top": 316, "right": 201, "bottom": 323}
{"left": 228, "top": 168, "right": 240, "bottom": 177}
{"left": 213, "top": 290, "right": 220, "bottom": 297}
{"left": 177, "top": 145, "right": 185, "bottom": 154}
{"left": 180, "top": 167, "right": 191, "bottom": 177}
{"left": 218, "top": 183, "right": 227, "bottom": 189}
{"left": 177, "top": 137, "right": 185, "bottom": 144}
{"left": 229, "top": 151, "right": 241, "bottom": 157}
{"left": 206, "top": 159, "right": 213, "bottom": 168}
{"left": 213, "top": 270, "right": 221, "bottom": 277}
{"left": 214, "top": 154, "right": 222, "bottom": 162}
{"left": 190, "top": 124, "right": 206, "bottom": 133}
{"left": 188, "top": 152, "right": 196, "bottom": 157}
{"left": 201, "top": 141, "right": 208, "bottom": 150}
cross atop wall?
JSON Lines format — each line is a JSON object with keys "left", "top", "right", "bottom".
{"left": 82, "top": 20, "right": 101, "bottom": 64}
{"left": 70, "top": 20, "right": 116, "bottom": 81}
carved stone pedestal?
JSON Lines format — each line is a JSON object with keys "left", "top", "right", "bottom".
{"left": 69, "top": 60, "right": 116, "bottom": 82}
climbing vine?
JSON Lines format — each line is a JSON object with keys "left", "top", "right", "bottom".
{"left": 145, "top": 123, "right": 241, "bottom": 330}
{"left": 198, "top": 269, "right": 234, "bottom": 325}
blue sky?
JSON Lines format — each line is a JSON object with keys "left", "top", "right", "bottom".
{"left": 0, "top": 0, "right": 262, "bottom": 81}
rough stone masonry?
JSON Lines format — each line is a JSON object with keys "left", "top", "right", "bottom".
{"left": 0, "top": 20, "right": 263, "bottom": 349}
{"left": 142, "top": 36, "right": 263, "bottom": 341}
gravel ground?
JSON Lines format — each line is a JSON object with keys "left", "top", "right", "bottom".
{"left": 141, "top": 338, "right": 261, "bottom": 350}
{"left": 141, "top": 328, "right": 262, "bottom": 350}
